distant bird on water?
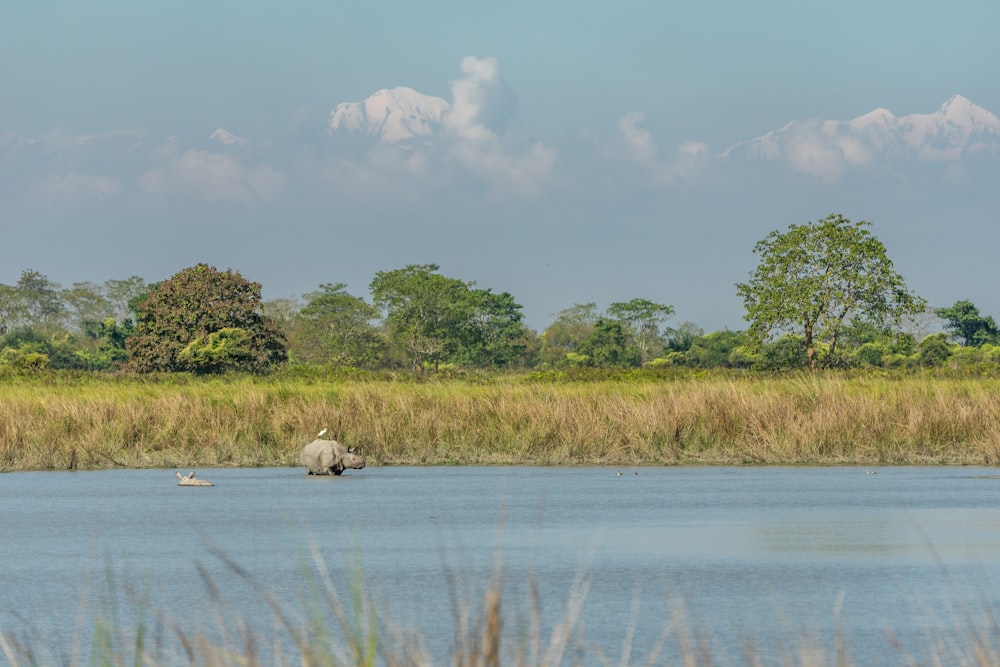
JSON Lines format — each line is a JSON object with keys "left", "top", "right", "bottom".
{"left": 176, "top": 471, "right": 214, "bottom": 487}
{"left": 866, "top": 469, "right": 878, "bottom": 475}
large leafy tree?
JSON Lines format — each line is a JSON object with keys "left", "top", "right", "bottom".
{"left": 736, "top": 214, "right": 925, "bottom": 370}
{"left": 935, "top": 300, "right": 999, "bottom": 347}
{"left": 370, "top": 264, "right": 473, "bottom": 371}
{"left": 292, "top": 283, "right": 384, "bottom": 367}
{"left": 125, "top": 263, "right": 286, "bottom": 373}
{"left": 457, "top": 289, "right": 527, "bottom": 368}
{"left": 607, "top": 298, "right": 674, "bottom": 365}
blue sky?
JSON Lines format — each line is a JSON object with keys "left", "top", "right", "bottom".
{"left": 2, "top": 1, "right": 999, "bottom": 332}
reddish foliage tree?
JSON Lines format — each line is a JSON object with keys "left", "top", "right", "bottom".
{"left": 125, "top": 264, "right": 286, "bottom": 373}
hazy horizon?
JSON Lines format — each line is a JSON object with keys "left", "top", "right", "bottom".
{"left": 3, "top": 2, "right": 998, "bottom": 332}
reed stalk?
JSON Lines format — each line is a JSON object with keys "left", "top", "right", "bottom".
{"left": 2, "top": 545, "right": 1000, "bottom": 666}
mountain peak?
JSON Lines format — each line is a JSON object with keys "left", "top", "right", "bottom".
{"left": 937, "top": 94, "right": 998, "bottom": 126}
{"left": 330, "top": 86, "right": 450, "bottom": 142}
{"left": 849, "top": 107, "right": 896, "bottom": 134}
{"left": 941, "top": 94, "right": 973, "bottom": 111}
{"left": 724, "top": 95, "right": 1000, "bottom": 169}
{"left": 209, "top": 128, "right": 250, "bottom": 147}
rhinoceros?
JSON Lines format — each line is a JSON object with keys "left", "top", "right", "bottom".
{"left": 301, "top": 439, "right": 366, "bottom": 476}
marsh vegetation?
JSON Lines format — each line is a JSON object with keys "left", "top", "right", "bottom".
{"left": 3, "top": 370, "right": 1000, "bottom": 472}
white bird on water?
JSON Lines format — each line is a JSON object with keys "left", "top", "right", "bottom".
{"left": 176, "top": 471, "right": 214, "bottom": 487}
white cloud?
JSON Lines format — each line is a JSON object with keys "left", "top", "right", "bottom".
{"left": 151, "top": 136, "right": 182, "bottom": 162}
{"left": 73, "top": 128, "right": 148, "bottom": 147}
{"left": 31, "top": 172, "right": 122, "bottom": 204}
{"left": 141, "top": 149, "right": 284, "bottom": 204}
{"left": 450, "top": 138, "right": 558, "bottom": 198}
{"left": 443, "top": 56, "right": 517, "bottom": 141}
{"left": 0, "top": 133, "right": 35, "bottom": 149}
{"left": 617, "top": 112, "right": 659, "bottom": 168}
{"left": 0, "top": 128, "right": 144, "bottom": 206}
{"left": 782, "top": 122, "right": 848, "bottom": 181}
{"left": 615, "top": 112, "right": 711, "bottom": 187}
{"left": 440, "top": 56, "right": 555, "bottom": 197}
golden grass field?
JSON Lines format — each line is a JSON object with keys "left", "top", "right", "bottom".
{"left": 3, "top": 370, "right": 1000, "bottom": 471}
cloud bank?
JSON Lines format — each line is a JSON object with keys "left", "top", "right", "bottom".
{"left": 2, "top": 59, "right": 998, "bottom": 215}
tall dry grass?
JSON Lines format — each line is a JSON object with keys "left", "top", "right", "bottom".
{"left": 3, "top": 372, "right": 1000, "bottom": 471}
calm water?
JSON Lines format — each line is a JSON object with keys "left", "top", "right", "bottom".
{"left": 3, "top": 465, "right": 1000, "bottom": 665}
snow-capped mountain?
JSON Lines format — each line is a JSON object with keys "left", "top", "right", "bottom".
{"left": 724, "top": 95, "right": 1000, "bottom": 163}
{"left": 329, "top": 87, "right": 449, "bottom": 143}
{"left": 209, "top": 128, "right": 250, "bottom": 147}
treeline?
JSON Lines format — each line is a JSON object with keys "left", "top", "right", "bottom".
{"left": 0, "top": 264, "right": 993, "bottom": 375}
{"left": 1, "top": 215, "right": 998, "bottom": 374}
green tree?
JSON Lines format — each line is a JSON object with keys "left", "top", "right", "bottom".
{"left": 3, "top": 270, "right": 67, "bottom": 333}
{"left": 607, "top": 298, "right": 674, "bottom": 365}
{"left": 664, "top": 321, "right": 704, "bottom": 353}
{"left": 538, "top": 303, "right": 599, "bottom": 367}
{"left": 261, "top": 296, "right": 302, "bottom": 329}
{"left": 63, "top": 281, "right": 113, "bottom": 334}
{"left": 757, "top": 334, "right": 809, "bottom": 371}
{"left": 685, "top": 330, "right": 749, "bottom": 368}
{"left": 125, "top": 263, "right": 287, "bottom": 373}
{"left": 0, "top": 283, "right": 17, "bottom": 335}
{"left": 370, "top": 264, "right": 472, "bottom": 371}
{"left": 102, "top": 276, "right": 148, "bottom": 324}
{"left": 576, "top": 318, "right": 638, "bottom": 367}
{"left": 178, "top": 327, "right": 256, "bottom": 374}
{"left": 737, "top": 214, "right": 925, "bottom": 370}
{"left": 935, "top": 300, "right": 999, "bottom": 347}
{"left": 293, "top": 283, "right": 384, "bottom": 367}
{"left": 917, "top": 333, "right": 953, "bottom": 367}
{"left": 458, "top": 289, "right": 528, "bottom": 368}
{"left": 77, "top": 317, "right": 133, "bottom": 370}
{"left": 851, "top": 341, "right": 890, "bottom": 368}
{"left": 0, "top": 340, "right": 49, "bottom": 371}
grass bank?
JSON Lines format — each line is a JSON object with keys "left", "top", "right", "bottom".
{"left": 2, "top": 370, "right": 1000, "bottom": 471}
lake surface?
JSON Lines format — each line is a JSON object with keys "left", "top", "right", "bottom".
{"left": 3, "top": 465, "right": 1000, "bottom": 665}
